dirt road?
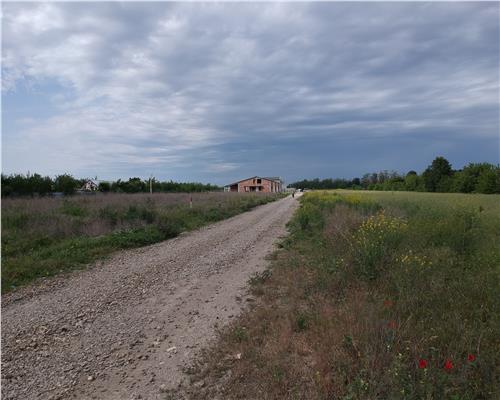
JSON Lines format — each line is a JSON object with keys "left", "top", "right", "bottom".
{"left": 2, "top": 195, "right": 299, "bottom": 400}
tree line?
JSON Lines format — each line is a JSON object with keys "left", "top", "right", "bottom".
{"left": 289, "top": 157, "right": 500, "bottom": 194}
{"left": 1, "top": 173, "right": 221, "bottom": 197}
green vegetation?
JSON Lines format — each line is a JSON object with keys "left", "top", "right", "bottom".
{"left": 54, "top": 173, "right": 80, "bottom": 195}
{"left": 109, "top": 177, "right": 221, "bottom": 193}
{"left": 289, "top": 157, "right": 500, "bottom": 194}
{"left": 193, "top": 190, "right": 499, "bottom": 399}
{"left": 1, "top": 192, "right": 282, "bottom": 292}
{"left": 1, "top": 173, "right": 220, "bottom": 197}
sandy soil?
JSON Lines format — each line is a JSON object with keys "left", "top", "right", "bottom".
{"left": 2, "top": 194, "right": 299, "bottom": 400}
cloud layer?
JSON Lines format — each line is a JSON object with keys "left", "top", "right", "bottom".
{"left": 2, "top": 2, "right": 499, "bottom": 183}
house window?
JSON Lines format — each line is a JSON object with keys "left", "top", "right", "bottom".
{"left": 257, "top": 178, "right": 261, "bottom": 184}
{"left": 245, "top": 186, "right": 249, "bottom": 192}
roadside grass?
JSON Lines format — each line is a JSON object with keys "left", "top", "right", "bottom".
{"left": 1, "top": 192, "right": 283, "bottom": 292}
{"left": 189, "top": 191, "right": 499, "bottom": 399}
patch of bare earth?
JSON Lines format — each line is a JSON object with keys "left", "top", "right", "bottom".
{"left": 1, "top": 195, "right": 299, "bottom": 400}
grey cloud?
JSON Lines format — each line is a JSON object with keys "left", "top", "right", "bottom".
{"left": 2, "top": 2, "right": 498, "bottom": 183}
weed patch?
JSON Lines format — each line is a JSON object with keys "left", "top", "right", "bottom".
{"left": 2, "top": 192, "right": 283, "bottom": 292}
{"left": 190, "top": 191, "right": 500, "bottom": 399}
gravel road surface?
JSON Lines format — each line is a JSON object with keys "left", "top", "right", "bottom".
{"left": 2, "top": 195, "right": 299, "bottom": 400}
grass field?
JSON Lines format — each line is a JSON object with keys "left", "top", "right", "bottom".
{"left": 192, "top": 190, "right": 500, "bottom": 399}
{"left": 1, "top": 192, "right": 283, "bottom": 292}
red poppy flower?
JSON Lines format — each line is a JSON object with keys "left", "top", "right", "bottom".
{"left": 387, "top": 320, "right": 397, "bottom": 329}
{"left": 383, "top": 300, "right": 393, "bottom": 308}
{"left": 418, "top": 359, "right": 428, "bottom": 369}
{"left": 444, "top": 360, "right": 453, "bottom": 371}
{"left": 467, "top": 354, "right": 476, "bottom": 362}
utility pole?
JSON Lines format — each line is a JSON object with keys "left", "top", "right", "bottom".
{"left": 149, "top": 174, "right": 153, "bottom": 194}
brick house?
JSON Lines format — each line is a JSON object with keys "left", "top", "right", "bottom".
{"left": 224, "top": 176, "right": 283, "bottom": 193}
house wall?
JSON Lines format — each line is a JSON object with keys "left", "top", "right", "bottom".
{"left": 237, "top": 177, "right": 281, "bottom": 193}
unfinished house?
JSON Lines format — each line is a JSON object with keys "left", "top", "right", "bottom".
{"left": 224, "top": 176, "right": 283, "bottom": 193}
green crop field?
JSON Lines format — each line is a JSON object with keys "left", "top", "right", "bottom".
{"left": 337, "top": 189, "right": 500, "bottom": 217}
{"left": 193, "top": 190, "right": 500, "bottom": 399}
{"left": 1, "top": 192, "right": 283, "bottom": 292}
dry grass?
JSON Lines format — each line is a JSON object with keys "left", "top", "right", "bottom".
{"left": 189, "top": 206, "right": 369, "bottom": 400}
{"left": 2, "top": 192, "right": 282, "bottom": 291}
{"left": 2, "top": 192, "right": 260, "bottom": 238}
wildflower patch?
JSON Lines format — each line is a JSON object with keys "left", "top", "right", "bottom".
{"left": 350, "top": 211, "right": 408, "bottom": 279}
{"left": 189, "top": 190, "right": 500, "bottom": 400}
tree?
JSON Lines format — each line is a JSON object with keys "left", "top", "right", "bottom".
{"left": 30, "top": 173, "right": 52, "bottom": 196}
{"left": 1, "top": 173, "right": 53, "bottom": 196}
{"left": 361, "top": 173, "right": 371, "bottom": 188}
{"left": 423, "top": 156, "right": 453, "bottom": 192}
{"left": 54, "top": 174, "right": 78, "bottom": 195}
{"left": 452, "top": 163, "right": 499, "bottom": 193}
{"left": 436, "top": 175, "right": 454, "bottom": 193}
{"left": 378, "top": 170, "right": 390, "bottom": 183}
{"left": 5, "top": 174, "right": 31, "bottom": 196}
{"left": 98, "top": 181, "right": 111, "bottom": 192}
{"left": 476, "top": 167, "right": 500, "bottom": 194}
{"left": 125, "top": 177, "right": 145, "bottom": 193}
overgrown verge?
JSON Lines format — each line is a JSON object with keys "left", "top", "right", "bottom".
{"left": 2, "top": 192, "right": 283, "bottom": 292}
{"left": 188, "top": 191, "right": 499, "bottom": 399}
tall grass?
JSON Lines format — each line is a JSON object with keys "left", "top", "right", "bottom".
{"left": 2, "top": 192, "right": 283, "bottom": 292}
{"left": 191, "top": 190, "right": 500, "bottom": 399}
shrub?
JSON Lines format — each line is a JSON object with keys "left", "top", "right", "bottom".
{"left": 157, "top": 214, "right": 184, "bottom": 238}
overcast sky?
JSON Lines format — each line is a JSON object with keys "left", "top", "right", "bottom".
{"left": 2, "top": 2, "right": 499, "bottom": 184}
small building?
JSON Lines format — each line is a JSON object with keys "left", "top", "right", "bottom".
{"left": 224, "top": 176, "right": 284, "bottom": 193}
{"left": 80, "top": 179, "right": 98, "bottom": 192}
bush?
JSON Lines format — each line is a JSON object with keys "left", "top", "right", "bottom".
{"left": 156, "top": 214, "right": 184, "bottom": 238}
